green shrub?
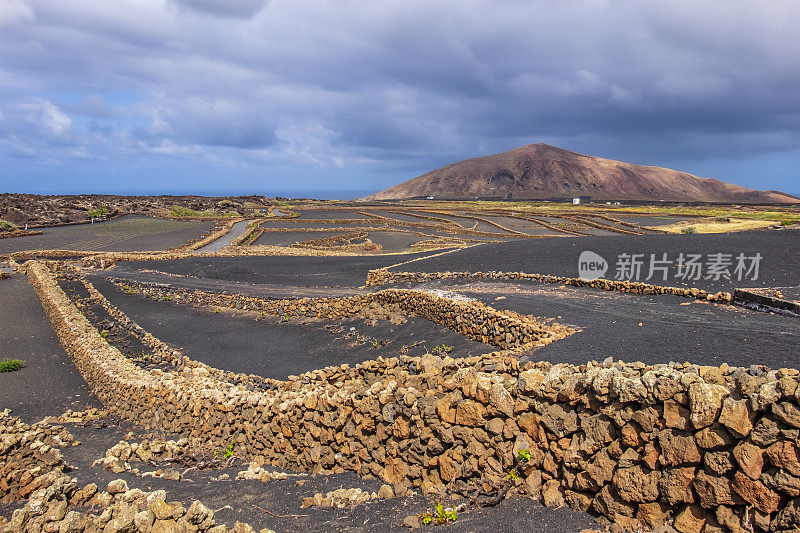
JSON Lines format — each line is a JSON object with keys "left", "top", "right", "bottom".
{"left": 0, "top": 359, "right": 24, "bottom": 372}
{"left": 0, "top": 219, "right": 17, "bottom": 232}
{"left": 223, "top": 443, "right": 235, "bottom": 458}
{"left": 170, "top": 206, "right": 239, "bottom": 218}
{"left": 431, "top": 344, "right": 453, "bottom": 356}
{"left": 681, "top": 226, "right": 698, "bottom": 234}
{"left": 88, "top": 206, "right": 110, "bottom": 218}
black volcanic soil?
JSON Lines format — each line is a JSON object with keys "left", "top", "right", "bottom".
{"left": 0, "top": 215, "right": 215, "bottom": 255}
{"left": 90, "top": 277, "right": 493, "bottom": 380}
{"left": 405, "top": 281, "right": 799, "bottom": 370}
{"left": 401, "top": 229, "right": 800, "bottom": 293}
{"left": 3, "top": 209, "right": 798, "bottom": 533}
{"left": 296, "top": 209, "right": 370, "bottom": 220}
{"left": 111, "top": 251, "right": 437, "bottom": 288}
{"left": 366, "top": 231, "right": 427, "bottom": 252}
{"left": 0, "top": 271, "right": 596, "bottom": 533}
{"left": 0, "top": 274, "right": 99, "bottom": 423}
{"left": 252, "top": 230, "right": 340, "bottom": 246}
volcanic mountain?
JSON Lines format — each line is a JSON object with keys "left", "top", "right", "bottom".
{"left": 365, "top": 144, "right": 797, "bottom": 203}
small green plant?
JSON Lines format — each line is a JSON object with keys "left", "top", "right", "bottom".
{"left": 419, "top": 501, "right": 457, "bottom": 526}
{"left": 0, "top": 359, "right": 24, "bottom": 372}
{"left": 506, "top": 469, "right": 519, "bottom": 481}
{"left": 214, "top": 309, "right": 221, "bottom": 313}
{"left": 431, "top": 344, "right": 453, "bottom": 355}
{"left": 517, "top": 449, "right": 531, "bottom": 463}
{"left": 121, "top": 285, "right": 139, "bottom": 295}
{"left": 433, "top": 502, "right": 457, "bottom": 524}
{"left": 681, "top": 226, "right": 698, "bottom": 234}
{"left": 223, "top": 443, "right": 235, "bottom": 459}
{"left": 99, "top": 330, "right": 109, "bottom": 338}
{"left": 0, "top": 219, "right": 17, "bottom": 232}
{"left": 88, "top": 206, "right": 110, "bottom": 218}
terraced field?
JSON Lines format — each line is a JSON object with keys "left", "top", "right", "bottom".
{"left": 1, "top": 200, "right": 798, "bottom": 533}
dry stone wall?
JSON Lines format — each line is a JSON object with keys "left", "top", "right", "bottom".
{"left": 366, "top": 269, "right": 735, "bottom": 304}
{"left": 291, "top": 231, "right": 368, "bottom": 248}
{"left": 0, "top": 230, "right": 43, "bottom": 239}
{"left": 0, "top": 411, "right": 271, "bottom": 533}
{"left": 24, "top": 261, "right": 800, "bottom": 532}
{"left": 110, "top": 278, "right": 572, "bottom": 351}
{"left": 559, "top": 214, "right": 644, "bottom": 235}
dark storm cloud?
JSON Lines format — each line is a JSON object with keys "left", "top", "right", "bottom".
{"left": 0, "top": 0, "right": 797, "bottom": 193}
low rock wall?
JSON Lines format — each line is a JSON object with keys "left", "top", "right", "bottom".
{"left": 291, "top": 231, "right": 368, "bottom": 249}
{"left": 109, "top": 279, "right": 572, "bottom": 351}
{"left": 0, "top": 411, "right": 265, "bottom": 532}
{"left": 366, "top": 269, "right": 734, "bottom": 304}
{"left": 559, "top": 214, "right": 643, "bottom": 235}
{"left": 25, "top": 261, "right": 800, "bottom": 532}
{"left": 0, "top": 230, "right": 44, "bottom": 239}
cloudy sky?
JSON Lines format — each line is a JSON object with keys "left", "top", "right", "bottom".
{"left": 1, "top": 0, "right": 798, "bottom": 196}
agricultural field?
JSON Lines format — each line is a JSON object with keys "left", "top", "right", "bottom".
{"left": 1, "top": 198, "right": 799, "bottom": 533}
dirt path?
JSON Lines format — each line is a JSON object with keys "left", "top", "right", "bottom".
{"left": 193, "top": 219, "right": 253, "bottom": 254}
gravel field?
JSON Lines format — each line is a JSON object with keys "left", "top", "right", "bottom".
{"left": 252, "top": 230, "right": 341, "bottom": 246}
{"left": 415, "top": 281, "right": 800, "bottom": 369}
{"left": 481, "top": 217, "right": 563, "bottom": 236}
{"left": 3, "top": 214, "right": 798, "bottom": 533}
{"left": 0, "top": 215, "right": 215, "bottom": 254}
{"left": 366, "top": 231, "right": 427, "bottom": 252}
{"left": 402, "top": 229, "right": 800, "bottom": 293}
{"left": 112, "top": 251, "right": 437, "bottom": 288}
{"left": 91, "top": 277, "right": 494, "bottom": 380}
{"left": 296, "top": 210, "right": 370, "bottom": 220}
{"left": 0, "top": 274, "right": 98, "bottom": 423}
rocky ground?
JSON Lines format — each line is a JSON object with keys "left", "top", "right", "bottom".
{"left": 0, "top": 194, "right": 271, "bottom": 228}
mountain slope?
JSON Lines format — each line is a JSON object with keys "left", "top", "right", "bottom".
{"left": 365, "top": 144, "right": 796, "bottom": 203}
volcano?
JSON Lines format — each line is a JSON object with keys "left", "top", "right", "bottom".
{"left": 364, "top": 144, "right": 797, "bottom": 203}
